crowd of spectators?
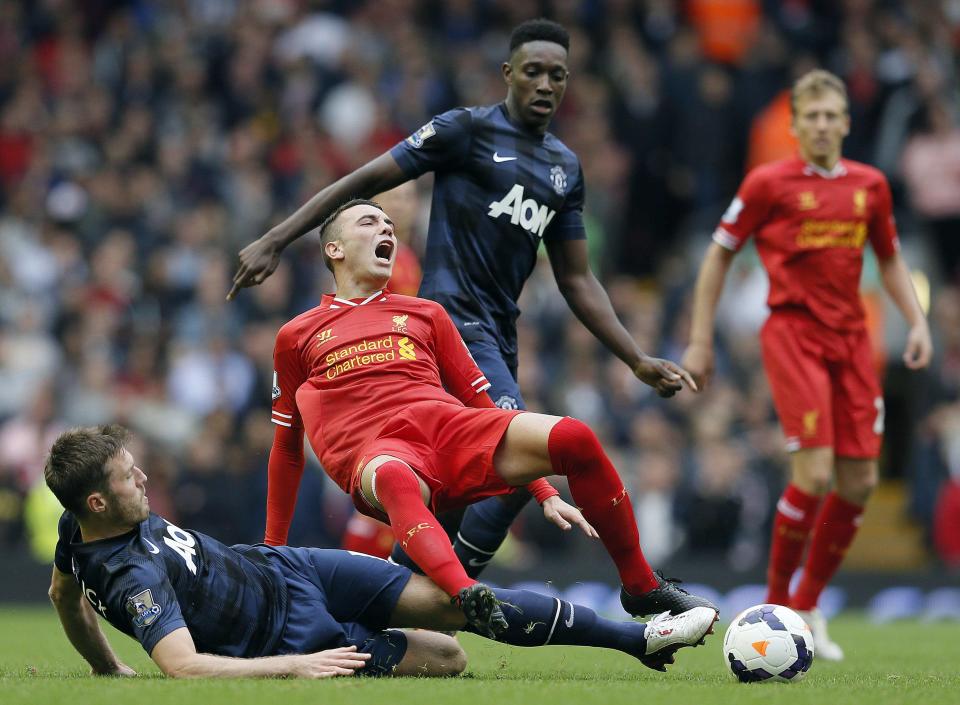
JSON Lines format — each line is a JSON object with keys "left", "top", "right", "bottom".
{"left": 1, "top": 0, "right": 958, "bottom": 575}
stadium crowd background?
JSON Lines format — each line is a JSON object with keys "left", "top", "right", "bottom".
{"left": 1, "top": 0, "right": 959, "bottom": 589}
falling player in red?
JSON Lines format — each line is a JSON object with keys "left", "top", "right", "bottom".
{"left": 682, "top": 70, "right": 932, "bottom": 660}
{"left": 267, "top": 199, "right": 718, "bottom": 637}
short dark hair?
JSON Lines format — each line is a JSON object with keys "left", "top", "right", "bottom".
{"left": 318, "top": 198, "right": 383, "bottom": 274}
{"left": 509, "top": 18, "right": 569, "bottom": 55}
{"left": 45, "top": 425, "right": 129, "bottom": 516}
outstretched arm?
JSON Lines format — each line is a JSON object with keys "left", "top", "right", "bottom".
{"left": 265, "top": 424, "right": 306, "bottom": 546}
{"left": 546, "top": 239, "right": 695, "bottom": 397}
{"left": 680, "top": 242, "right": 736, "bottom": 390}
{"left": 878, "top": 252, "right": 932, "bottom": 369}
{"left": 49, "top": 567, "right": 136, "bottom": 676}
{"left": 228, "top": 153, "right": 408, "bottom": 299}
{"left": 151, "top": 627, "right": 369, "bottom": 678}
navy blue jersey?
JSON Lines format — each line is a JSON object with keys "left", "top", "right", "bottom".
{"left": 390, "top": 103, "right": 586, "bottom": 358}
{"left": 54, "top": 512, "right": 287, "bottom": 657}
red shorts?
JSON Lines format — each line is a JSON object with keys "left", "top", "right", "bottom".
{"left": 760, "top": 309, "right": 883, "bottom": 458}
{"left": 350, "top": 400, "right": 524, "bottom": 520}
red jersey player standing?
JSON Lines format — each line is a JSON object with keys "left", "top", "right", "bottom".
{"left": 681, "top": 70, "right": 933, "bottom": 660}
{"left": 268, "top": 198, "right": 718, "bottom": 647}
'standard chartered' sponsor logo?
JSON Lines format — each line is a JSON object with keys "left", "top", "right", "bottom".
{"left": 796, "top": 220, "right": 867, "bottom": 249}
{"left": 324, "top": 336, "right": 416, "bottom": 379}
{"left": 488, "top": 184, "right": 556, "bottom": 238}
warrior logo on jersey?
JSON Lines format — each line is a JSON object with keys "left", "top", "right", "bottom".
{"left": 316, "top": 329, "right": 335, "bottom": 346}
{"left": 392, "top": 315, "right": 409, "bottom": 333}
{"left": 406, "top": 121, "right": 436, "bottom": 148}
{"left": 126, "top": 588, "right": 162, "bottom": 628}
{"left": 271, "top": 371, "right": 281, "bottom": 400}
{"left": 798, "top": 191, "right": 818, "bottom": 211}
{"left": 550, "top": 165, "right": 567, "bottom": 195}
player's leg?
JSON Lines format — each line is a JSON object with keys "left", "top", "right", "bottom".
{"left": 791, "top": 333, "right": 882, "bottom": 660}
{"left": 451, "top": 339, "right": 531, "bottom": 577}
{"left": 387, "top": 507, "right": 465, "bottom": 572}
{"left": 389, "top": 574, "right": 717, "bottom": 671}
{"left": 766, "top": 447, "right": 832, "bottom": 604}
{"left": 379, "top": 630, "right": 466, "bottom": 676}
{"left": 492, "top": 412, "right": 717, "bottom": 616}
{"left": 793, "top": 457, "right": 876, "bottom": 612}
{"left": 358, "top": 456, "right": 476, "bottom": 598}
{"left": 758, "top": 313, "right": 833, "bottom": 605}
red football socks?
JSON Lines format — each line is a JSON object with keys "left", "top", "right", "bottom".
{"left": 547, "top": 417, "right": 658, "bottom": 595}
{"left": 765, "top": 484, "right": 822, "bottom": 605}
{"left": 373, "top": 461, "right": 476, "bottom": 597}
{"left": 792, "top": 492, "right": 864, "bottom": 611}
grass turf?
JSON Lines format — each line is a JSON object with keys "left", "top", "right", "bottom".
{"left": 2, "top": 606, "right": 957, "bottom": 705}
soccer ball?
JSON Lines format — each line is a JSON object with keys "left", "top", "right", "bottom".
{"left": 722, "top": 604, "right": 815, "bottom": 683}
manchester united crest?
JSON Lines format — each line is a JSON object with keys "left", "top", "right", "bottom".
{"left": 549, "top": 165, "right": 567, "bottom": 195}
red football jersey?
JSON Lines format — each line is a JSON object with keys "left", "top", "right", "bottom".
{"left": 713, "top": 156, "right": 899, "bottom": 331}
{"left": 271, "top": 290, "right": 491, "bottom": 494}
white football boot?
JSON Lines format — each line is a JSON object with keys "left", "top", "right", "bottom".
{"left": 796, "top": 607, "right": 844, "bottom": 661}
{"left": 640, "top": 606, "right": 719, "bottom": 671}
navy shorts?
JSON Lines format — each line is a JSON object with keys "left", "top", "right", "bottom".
{"left": 461, "top": 332, "right": 526, "bottom": 411}
{"left": 266, "top": 547, "right": 413, "bottom": 676}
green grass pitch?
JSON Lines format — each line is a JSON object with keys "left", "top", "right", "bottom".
{"left": 2, "top": 606, "right": 957, "bottom": 705}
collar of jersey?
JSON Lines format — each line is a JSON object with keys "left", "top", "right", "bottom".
{"left": 801, "top": 158, "right": 847, "bottom": 179}
{"left": 328, "top": 290, "right": 388, "bottom": 309}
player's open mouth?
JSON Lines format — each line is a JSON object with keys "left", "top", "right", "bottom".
{"left": 530, "top": 99, "right": 553, "bottom": 114}
{"left": 375, "top": 240, "right": 394, "bottom": 263}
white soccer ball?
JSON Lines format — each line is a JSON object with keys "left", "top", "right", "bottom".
{"left": 722, "top": 604, "right": 815, "bottom": 683}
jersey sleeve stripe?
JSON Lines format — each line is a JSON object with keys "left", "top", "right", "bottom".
{"left": 470, "top": 375, "right": 487, "bottom": 386}
{"left": 477, "top": 382, "right": 491, "bottom": 393}
{"left": 271, "top": 418, "right": 293, "bottom": 428}
{"left": 271, "top": 411, "right": 293, "bottom": 419}
{"left": 712, "top": 226, "right": 741, "bottom": 251}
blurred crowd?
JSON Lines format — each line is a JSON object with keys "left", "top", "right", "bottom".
{"left": 1, "top": 0, "right": 958, "bottom": 573}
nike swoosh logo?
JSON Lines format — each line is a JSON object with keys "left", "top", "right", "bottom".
{"left": 564, "top": 603, "right": 574, "bottom": 628}
{"left": 493, "top": 152, "right": 517, "bottom": 163}
{"left": 143, "top": 539, "right": 160, "bottom": 554}
{"left": 467, "top": 557, "right": 492, "bottom": 567}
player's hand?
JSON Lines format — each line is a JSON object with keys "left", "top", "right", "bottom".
{"left": 633, "top": 355, "right": 698, "bottom": 398}
{"left": 679, "top": 342, "right": 714, "bottom": 391}
{"left": 92, "top": 663, "right": 137, "bottom": 677}
{"left": 903, "top": 321, "right": 933, "bottom": 370}
{"left": 227, "top": 234, "right": 283, "bottom": 301}
{"left": 291, "top": 646, "right": 371, "bottom": 678}
{"left": 541, "top": 496, "right": 598, "bottom": 538}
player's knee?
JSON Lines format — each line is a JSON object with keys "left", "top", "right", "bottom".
{"left": 399, "top": 632, "right": 467, "bottom": 677}
{"left": 835, "top": 465, "right": 877, "bottom": 504}
{"left": 550, "top": 417, "right": 603, "bottom": 467}
{"left": 438, "top": 638, "right": 467, "bottom": 675}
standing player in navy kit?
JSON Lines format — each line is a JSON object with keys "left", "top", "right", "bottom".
{"left": 229, "top": 20, "right": 694, "bottom": 581}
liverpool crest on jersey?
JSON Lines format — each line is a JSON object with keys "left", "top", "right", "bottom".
{"left": 549, "top": 165, "right": 567, "bottom": 195}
